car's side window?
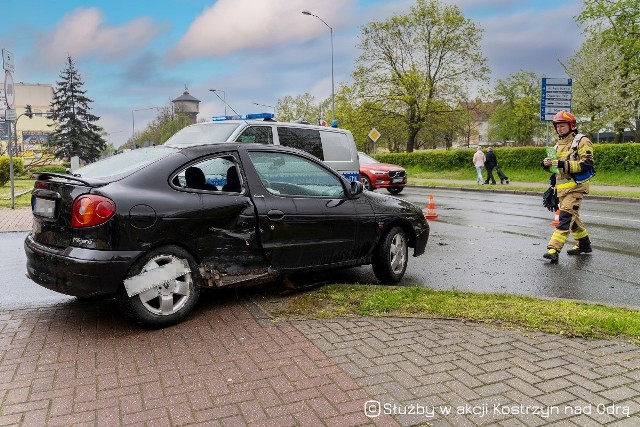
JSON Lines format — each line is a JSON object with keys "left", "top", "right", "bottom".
{"left": 248, "top": 151, "right": 345, "bottom": 198}
{"left": 174, "top": 155, "right": 242, "bottom": 193}
{"left": 237, "top": 126, "right": 273, "bottom": 144}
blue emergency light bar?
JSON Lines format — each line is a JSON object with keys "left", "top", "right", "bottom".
{"left": 211, "top": 115, "right": 241, "bottom": 121}
{"left": 211, "top": 112, "right": 275, "bottom": 121}
{"left": 244, "top": 112, "right": 274, "bottom": 120}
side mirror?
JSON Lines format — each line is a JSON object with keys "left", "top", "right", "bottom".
{"left": 349, "top": 180, "right": 363, "bottom": 197}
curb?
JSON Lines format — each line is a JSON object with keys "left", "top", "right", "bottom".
{"left": 406, "top": 184, "right": 640, "bottom": 203}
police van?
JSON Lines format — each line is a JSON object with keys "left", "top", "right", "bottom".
{"left": 164, "top": 113, "right": 360, "bottom": 182}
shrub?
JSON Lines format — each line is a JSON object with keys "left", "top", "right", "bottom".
{"left": 373, "top": 143, "right": 640, "bottom": 172}
{"left": 29, "top": 164, "right": 69, "bottom": 174}
{"left": 0, "top": 156, "right": 25, "bottom": 186}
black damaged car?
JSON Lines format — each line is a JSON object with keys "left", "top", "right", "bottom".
{"left": 25, "top": 143, "right": 429, "bottom": 327}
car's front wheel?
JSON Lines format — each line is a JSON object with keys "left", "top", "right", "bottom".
{"left": 387, "top": 186, "right": 404, "bottom": 194}
{"left": 372, "top": 226, "right": 408, "bottom": 283}
{"left": 361, "top": 175, "right": 373, "bottom": 191}
{"left": 119, "top": 245, "right": 201, "bottom": 328}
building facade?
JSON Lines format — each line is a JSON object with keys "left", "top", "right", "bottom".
{"left": 1, "top": 83, "right": 54, "bottom": 161}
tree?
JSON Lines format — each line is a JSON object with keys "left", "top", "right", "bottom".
{"left": 334, "top": 84, "right": 406, "bottom": 152}
{"left": 47, "top": 56, "right": 106, "bottom": 163}
{"left": 353, "top": 0, "right": 490, "bottom": 152}
{"left": 576, "top": 1, "right": 640, "bottom": 141}
{"left": 275, "top": 93, "right": 320, "bottom": 123}
{"left": 488, "top": 70, "right": 542, "bottom": 145}
{"left": 128, "top": 106, "right": 193, "bottom": 148}
{"left": 561, "top": 32, "right": 624, "bottom": 139}
{"left": 455, "top": 99, "right": 488, "bottom": 148}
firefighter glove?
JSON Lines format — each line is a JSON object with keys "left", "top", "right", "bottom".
{"left": 542, "top": 186, "right": 559, "bottom": 211}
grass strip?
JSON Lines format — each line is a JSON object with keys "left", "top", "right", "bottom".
{"left": 266, "top": 284, "right": 640, "bottom": 344}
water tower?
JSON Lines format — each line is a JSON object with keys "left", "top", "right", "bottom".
{"left": 171, "top": 86, "right": 200, "bottom": 124}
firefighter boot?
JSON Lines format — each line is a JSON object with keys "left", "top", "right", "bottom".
{"left": 543, "top": 248, "right": 559, "bottom": 263}
{"left": 567, "top": 237, "right": 592, "bottom": 255}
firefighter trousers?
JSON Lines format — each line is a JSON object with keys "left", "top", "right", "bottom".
{"left": 547, "top": 183, "right": 590, "bottom": 251}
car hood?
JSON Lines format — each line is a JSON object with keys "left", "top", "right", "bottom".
{"left": 361, "top": 190, "right": 422, "bottom": 216}
{"left": 360, "top": 162, "right": 405, "bottom": 172}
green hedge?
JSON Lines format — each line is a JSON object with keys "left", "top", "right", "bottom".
{"left": 29, "top": 164, "right": 69, "bottom": 174}
{"left": 373, "top": 143, "right": 640, "bottom": 172}
{"left": 0, "top": 156, "right": 25, "bottom": 186}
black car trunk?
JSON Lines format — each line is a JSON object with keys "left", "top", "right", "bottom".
{"left": 31, "top": 176, "right": 98, "bottom": 249}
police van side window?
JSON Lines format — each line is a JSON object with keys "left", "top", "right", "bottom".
{"left": 320, "top": 131, "right": 352, "bottom": 162}
{"left": 277, "top": 127, "right": 324, "bottom": 160}
{"left": 237, "top": 126, "right": 273, "bottom": 144}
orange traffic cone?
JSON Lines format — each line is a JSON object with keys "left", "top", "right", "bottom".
{"left": 425, "top": 194, "right": 438, "bottom": 219}
{"left": 550, "top": 209, "right": 560, "bottom": 226}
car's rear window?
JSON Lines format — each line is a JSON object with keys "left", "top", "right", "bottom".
{"left": 74, "top": 146, "right": 177, "bottom": 179}
{"left": 165, "top": 123, "right": 240, "bottom": 146}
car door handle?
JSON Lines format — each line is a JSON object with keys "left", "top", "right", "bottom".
{"left": 267, "top": 210, "right": 285, "bottom": 221}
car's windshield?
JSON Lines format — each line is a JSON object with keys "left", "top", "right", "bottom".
{"left": 358, "top": 152, "right": 379, "bottom": 164}
{"left": 74, "top": 146, "right": 177, "bottom": 179}
{"left": 164, "top": 123, "right": 240, "bottom": 146}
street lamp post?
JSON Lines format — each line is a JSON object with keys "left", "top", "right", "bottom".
{"left": 252, "top": 102, "right": 276, "bottom": 116}
{"left": 209, "top": 89, "right": 227, "bottom": 115}
{"left": 131, "top": 107, "right": 159, "bottom": 149}
{"left": 302, "top": 10, "right": 335, "bottom": 124}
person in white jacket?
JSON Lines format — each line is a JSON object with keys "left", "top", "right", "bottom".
{"left": 472, "top": 146, "right": 486, "bottom": 184}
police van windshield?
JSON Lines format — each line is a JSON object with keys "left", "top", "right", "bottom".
{"left": 165, "top": 123, "right": 240, "bottom": 146}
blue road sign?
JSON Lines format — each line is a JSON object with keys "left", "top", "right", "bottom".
{"left": 541, "top": 78, "right": 572, "bottom": 121}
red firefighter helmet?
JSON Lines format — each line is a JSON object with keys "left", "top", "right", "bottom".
{"left": 552, "top": 110, "right": 577, "bottom": 131}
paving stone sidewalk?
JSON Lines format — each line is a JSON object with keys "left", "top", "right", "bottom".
{"left": 0, "top": 208, "right": 32, "bottom": 232}
{"left": 1, "top": 294, "right": 638, "bottom": 426}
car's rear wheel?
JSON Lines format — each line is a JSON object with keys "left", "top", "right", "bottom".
{"left": 361, "top": 175, "right": 373, "bottom": 191}
{"left": 387, "top": 186, "right": 404, "bottom": 194}
{"left": 372, "top": 226, "right": 408, "bottom": 283}
{"left": 118, "top": 245, "right": 201, "bottom": 328}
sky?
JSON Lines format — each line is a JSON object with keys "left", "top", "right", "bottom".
{"left": 1, "top": 0, "right": 585, "bottom": 148}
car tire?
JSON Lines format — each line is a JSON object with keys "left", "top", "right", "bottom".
{"left": 387, "top": 186, "right": 404, "bottom": 195}
{"left": 372, "top": 226, "right": 408, "bottom": 283}
{"left": 118, "top": 245, "right": 201, "bottom": 328}
{"left": 361, "top": 175, "right": 373, "bottom": 191}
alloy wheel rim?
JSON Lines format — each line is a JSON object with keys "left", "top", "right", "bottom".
{"left": 137, "top": 254, "right": 192, "bottom": 316}
{"left": 389, "top": 233, "right": 407, "bottom": 274}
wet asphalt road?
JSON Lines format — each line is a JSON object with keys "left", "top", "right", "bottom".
{"left": 3, "top": 187, "right": 640, "bottom": 310}
{"left": 331, "top": 187, "right": 640, "bottom": 309}
{"left": 0, "top": 231, "right": 74, "bottom": 309}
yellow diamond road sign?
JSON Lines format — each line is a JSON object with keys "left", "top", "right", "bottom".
{"left": 368, "top": 128, "right": 381, "bottom": 142}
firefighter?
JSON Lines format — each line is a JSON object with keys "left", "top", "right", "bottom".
{"left": 542, "top": 111, "right": 595, "bottom": 262}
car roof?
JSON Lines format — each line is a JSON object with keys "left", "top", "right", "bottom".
{"left": 186, "top": 120, "right": 348, "bottom": 132}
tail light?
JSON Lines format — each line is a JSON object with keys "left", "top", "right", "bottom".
{"left": 72, "top": 195, "right": 116, "bottom": 228}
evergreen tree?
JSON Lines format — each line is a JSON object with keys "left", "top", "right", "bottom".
{"left": 48, "top": 56, "right": 106, "bottom": 163}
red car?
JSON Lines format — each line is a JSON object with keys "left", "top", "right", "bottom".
{"left": 358, "top": 152, "right": 407, "bottom": 194}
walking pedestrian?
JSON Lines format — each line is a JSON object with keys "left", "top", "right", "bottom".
{"left": 484, "top": 147, "right": 510, "bottom": 184}
{"left": 472, "top": 146, "right": 485, "bottom": 184}
{"left": 542, "top": 110, "right": 595, "bottom": 263}
{"left": 483, "top": 147, "right": 497, "bottom": 184}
